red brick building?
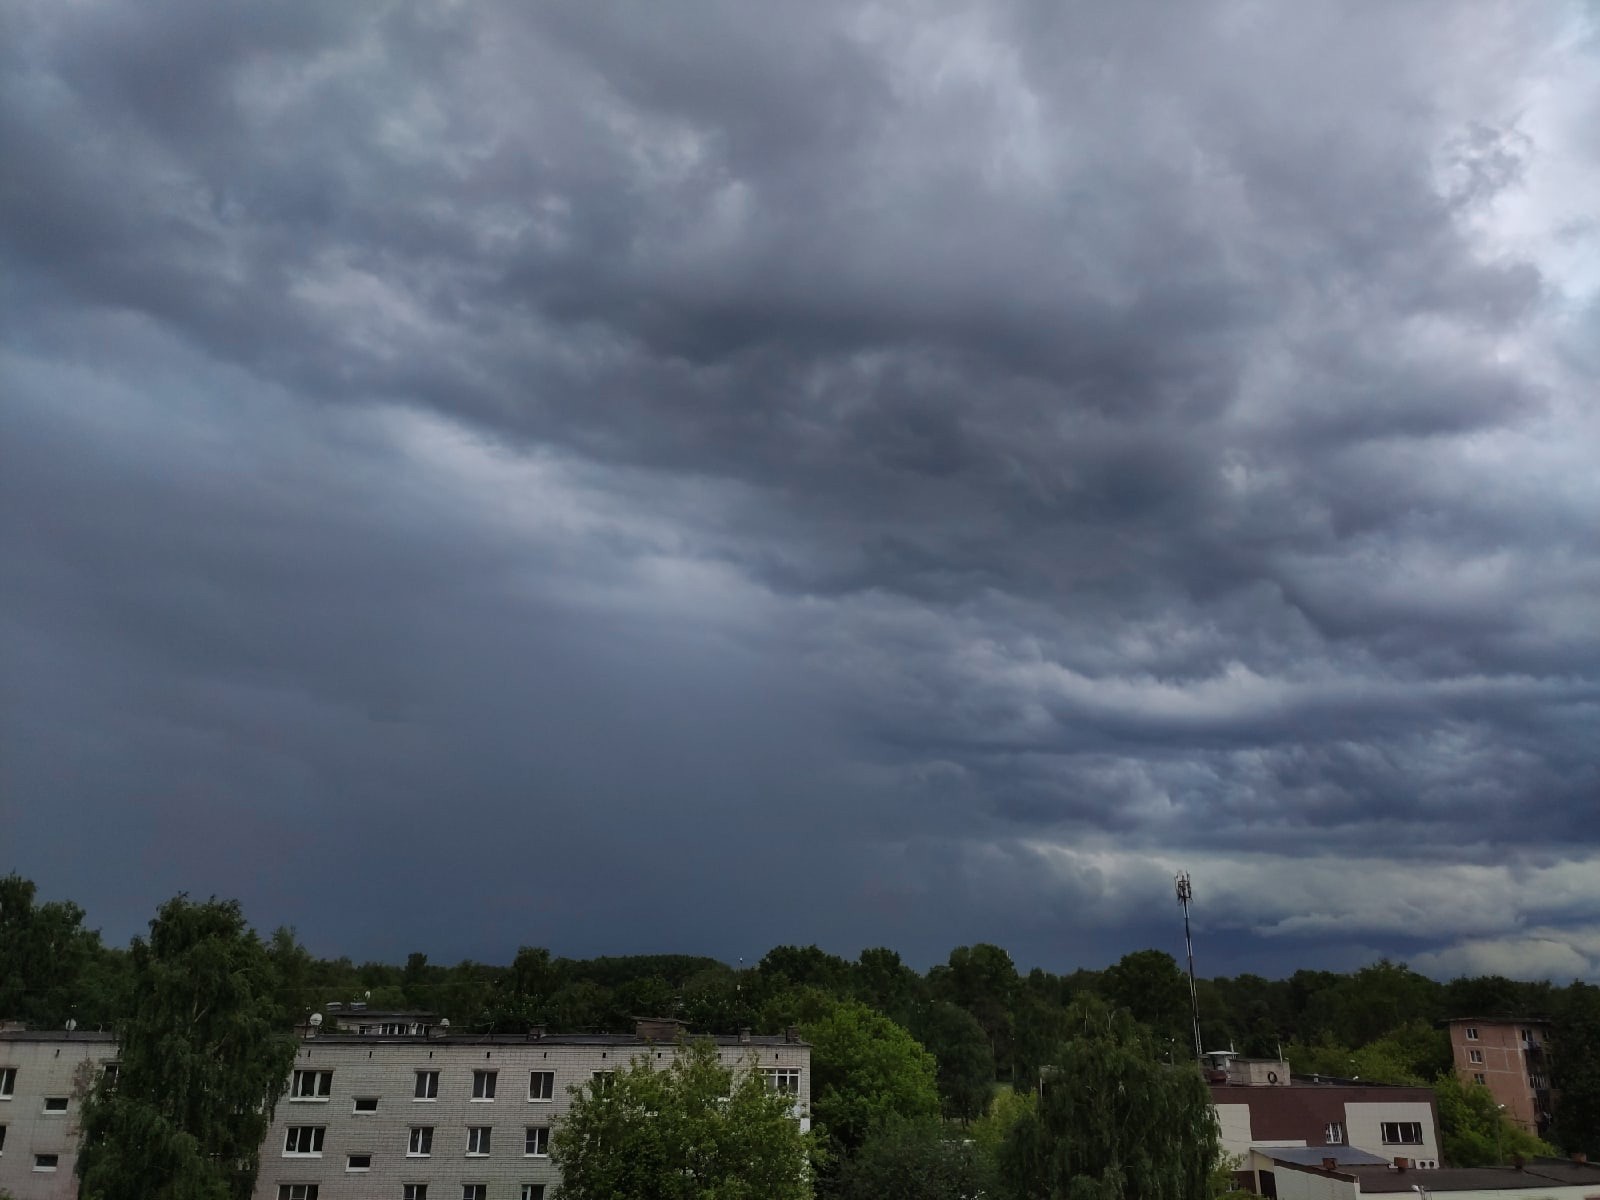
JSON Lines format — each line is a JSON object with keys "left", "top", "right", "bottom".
{"left": 1446, "top": 1017, "right": 1552, "bottom": 1134}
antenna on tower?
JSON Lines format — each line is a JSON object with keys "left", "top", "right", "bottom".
{"left": 1175, "top": 871, "right": 1202, "bottom": 1063}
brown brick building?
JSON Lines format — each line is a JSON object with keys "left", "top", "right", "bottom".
{"left": 1446, "top": 1016, "right": 1552, "bottom": 1134}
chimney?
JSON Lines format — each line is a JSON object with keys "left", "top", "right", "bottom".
{"left": 738, "top": 1027, "right": 752, "bottom": 1045}
{"left": 524, "top": 1025, "right": 546, "bottom": 1041}
{"left": 1393, "top": 1158, "right": 1409, "bottom": 1172}
{"left": 784, "top": 1026, "right": 801, "bottom": 1044}
{"left": 1321, "top": 1158, "right": 1338, "bottom": 1172}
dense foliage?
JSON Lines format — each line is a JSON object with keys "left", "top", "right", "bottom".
{"left": 999, "top": 999, "right": 1219, "bottom": 1200}
{"left": 75, "top": 896, "right": 300, "bottom": 1200}
{"left": 550, "top": 1037, "right": 812, "bottom": 1200}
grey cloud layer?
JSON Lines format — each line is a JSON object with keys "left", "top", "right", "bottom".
{"left": 2, "top": 0, "right": 1597, "bottom": 974}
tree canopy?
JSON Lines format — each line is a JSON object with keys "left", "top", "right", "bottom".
{"left": 75, "top": 896, "right": 299, "bottom": 1200}
{"left": 999, "top": 998, "right": 1220, "bottom": 1200}
{"left": 551, "top": 1037, "right": 812, "bottom": 1200}
{"left": 802, "top": 999, "right": 942, "bottom": 1155}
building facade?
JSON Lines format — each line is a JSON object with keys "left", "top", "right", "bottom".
{"left": 0, "top": 1027, "right": 118, "bottom": 1200}
{"left": 256, "top": 1019, "right": 809, "bottom": 1200}
{"left": 1446, "top": 1018, "right": 1552, "bottom": 1135}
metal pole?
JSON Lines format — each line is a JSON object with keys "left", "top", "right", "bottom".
{"left": 1176, "top": 872, "right": 1202, "bottom": 1062}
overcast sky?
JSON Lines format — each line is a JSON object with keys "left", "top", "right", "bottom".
{"left": 3, "top": 0, "right": 1598, "bottom": 984}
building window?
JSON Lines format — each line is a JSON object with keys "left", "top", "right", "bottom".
{"left": 592, "top": 1070, "right": 615, "bottom": 1092}
{"left": 1474, "top": 1073, "right": 1487, "bottom": 1084}
{"left": 0, "top": 1123, "right": 7, "bottom": 1153}
{"left": 408, "top": 1126, "right": 434, "bottom": 1157}
{"left": 463, "top": 1186, "right": 487, "bottom": 1200}
{"left": 466, "top": 1125, "right": 492, "bottom": 1156}
{"left": 1381, "top": 1122, "right": 1423, "bottom": 1145}
{"left": 525, "top": 1126, "right": 550, "bottom": 1157}
{"left": 415, "top": 1069, "right": 439, "bottom": 1100}
{"left": 522, "top": 1187, "right": 546, "bottom": 1200}
{"left": 284, "top": 1126, "right": 326, "bottom": 1156}
{"left": 529, "top": 1070, "right": 554, "bottom": 1101}
{"left": 43, "top": 1096, "right": 69, "bottom": 1113}
{"left": 347, "top": 1153, "right": 372, "bottom": 1171}
{"left": 35, "top": 1153, "right": 60, "bottom": 1171}
{"left": 291, "top": 1069, "right": 333, "bottom": 1100}
{"left": 1468, "top": 1049, "right": 1483, "bottom": 1064}
{"left": 354, "top": 1096, "right": 379, "bottom": 1113}
{"left": 1530, "top": 1073, "right": 1547, "bottom": 1088}
{"left": 764, "top": 1068, "right": 801, "bottom": 1094}
{"left": 1325, "top": 1122, "right": 1345, "bottom": 1145}
{"left": 473, "top": 1070, "right": 498, "bottom": 1100}
{"left": 102, "top": 1063, "right": 120, "bottom": 1091}
{"left": 0, "top": 1067, "right": 15, "bottom": 1097}
{"left": 277, "top": 1188, "right": 318, "bottom": 1200}
{"left": 404, "top": 1187, "right": 429, "bottom": 1200}
{"left": 1465, "top": 1027, "right": 1479, "bottom": 1040}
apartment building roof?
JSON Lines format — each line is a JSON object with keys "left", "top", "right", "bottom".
{"left": 306, "top": 1030, "right": 807, "bottom": 1048}
{"left": 1352, "top": 1159, "right": 1600, "bottom": 1193}
{"left": 0, "top": 1028, "right": 118, "bottom": 1043}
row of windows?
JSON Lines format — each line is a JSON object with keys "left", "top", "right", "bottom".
{"left": 293, "top": 1065, "right": 799, "bottom": 1104}
{"left": 279, "top": 1187, "right": 545, "bottom": 1200}
{"left": 285, "top": 1124, "right": 551, "bottom": 1159}
{"left": 0, "top": 1063, "right": 118, "bottom": 1099}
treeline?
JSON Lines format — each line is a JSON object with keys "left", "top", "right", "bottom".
{"left": 3, "top": 872, "right": 1597, "bottom": 1164}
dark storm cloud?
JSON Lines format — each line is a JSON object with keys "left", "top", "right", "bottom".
{"left": 3, "top": 0, "right": 1598, "bottom": 977}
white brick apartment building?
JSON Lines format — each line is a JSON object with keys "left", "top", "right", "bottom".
{"left": 0, "top": 1027, "right": 119, "bottom": 1200}
{"left": 256, "top": 1018, "right": 811, "bottom": 1200}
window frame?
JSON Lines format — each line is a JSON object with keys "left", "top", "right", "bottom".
{"left": 1468, "top": 1049, "right": 1483, "bottom": 1064}
{"left": 42, "top": 1096, "right": 69, "bottom": 1114}
{"left": 277, "top": 1187, "right": 319, "bottom": 1200}
{"left": 0, "top": 1067, "right": 15, "bottom": 1098}
{"left": 764, "top": 1067, "right": 801, "bottom": 1095}
{"left": 414, "top": 1069, "right": 440, "bottom": 1100}
{"left": 404, "top": 1187, "right": 429, "bottom": 1200}
{"left": 1465, "top": 1026, "right": 1479, "bottom": 1040}
{"left": 346, "top": 1152, "right": 373, "bottom": 1171}
{"left": 353, "top": 1096, "right": 380, "bottom": 1113}
{"left": 522, "top": 1186, "right": 546, "bottom": 1200}
{"left": 463, "top": 1185, "right": 488, "bottom": 1200}
{"left": 408, "top": 1126, "right": 434, "bottom": 1157}
{"left": 291, "top": 1069, "right": 334, "bottom": 1101}
{"left": 1325, "top": 1121, "right": 1345, "bottom": 1145}
{"left": 466, "top": 1125, "right": 492, "bottom": 1156}
{"left": 35, "top": 1153, "right": 60, "bottom": 1171}
{"left": 284, "top": 1125, "right": 327, "bottom": 1156}
{"left": 528, "top": 1070, "right": 555, "bottom": 1101}
{"left": 472, "top": 1069, "right": 498, "bottom": 1101}
{"left": 1380, "top": 1121, "right": 1424, "bottom": 1146}
{"left": 525, "top": 1125, "right": 550, "bottom": 1157}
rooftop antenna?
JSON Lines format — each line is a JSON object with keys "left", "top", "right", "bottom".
{"left": 1175, "top": 871, "right": 1202, "bottom": 1063}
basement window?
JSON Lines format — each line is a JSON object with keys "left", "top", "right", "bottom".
{"left": 35, "top": 1153, "right": 59, "bottom": 1171}
{"left": 43, "top": 1097, "right": 68, "bottom": 1113}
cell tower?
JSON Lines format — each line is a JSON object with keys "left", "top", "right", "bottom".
{"left": 1175, "top": 871, "right": 1202, "bottom": 1062}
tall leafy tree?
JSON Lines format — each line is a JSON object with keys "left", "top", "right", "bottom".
{"left": 0, "top": 873, "right": 114, "bottom": 1027}
{"left": 1099, "top": 950, "right": 1191, "bottom": 1045}
{"left": 552, "top": 1037, "right": 811, "bottom": 1200}
{"left": 914, "top": 1001, "right": 996, "bottom": 1121}
{"left": 999, "top": 998, "right": 1219, "bottom": 1200}
{"left": 1433, "top": 1073, "right": 1554, "bottom": 1165}
{"left": 802, "top": 1000, "right": 941, "bottom": 1155}
{"left": 76, "top": 896, "right": 299, "bottom": 1200}
{"left": 838, "top": 1117, "right": 993, "bottom": 1200}
{"left": 1551, "top": 982, "right": 1600, "bottom": 1156}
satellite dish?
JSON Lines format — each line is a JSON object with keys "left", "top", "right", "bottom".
{"left": 364, "top": 991, "right": 372, "bottom": 1001}
{"left": 440, "top": 1018, "right": 450, "bottom": 1029}
{"left": 309, "top": 1013, "right": 323, "bottom": 1027}
{"left": 65, "top": 1018, "right": 77, "bottom": 1032}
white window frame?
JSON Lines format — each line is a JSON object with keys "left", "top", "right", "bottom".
{"left": 42, "top": 1096, "right": 69, "bottom": 1114}
{"left": 0, "top": 1067, "right": 14, "bottom": 1098}
{"left": 404, "top": 1187, "right": 429, "bottom": 1200}
{"left": 414, "top": 1070, "right": 439, "bottom": 1100}
{"left": 1381, "top": 1121, "right": 1423, "bottom": 1145}
{"left": 592, "top": 1070, "right": 615, "bottom": 1092}
{"left": 525, "top": 1125, "right": 550, "bottom": 1157}
{"left": 277, "top": 1187, "right": 319, "bottom": 1200}
{"left": 463, "top": 1185, "right": 488, "bottom": 1200}
{"left": 35, "top": 1153, "right": 60, "bottom": 1172}
{"left": 346, "top": 1152, "right": 372, "bottom": 1172}
{"left": 1325, "top": 1121, "right": 1344, "bottom": 1145}
{"left": 1474, "top": 1073, "right": 1487, "bottom": 1084}
{"left": 472, "top": 1069, "right": 498, "bottom": 1101}
{"left": 1, "top": 1122, "right": 7, "bottom": 1154}
{"left": 522, "top": 1186, "right": 546, "bottom": 1200}
{"left": 284, "top": 1126, "right": 326, "bottom": 1156}
{"left": 1468, "top": 1049, "right": 1483, "bottom": 1064}
{"left": 764, "top": 1068, "right": 801, "bottom": 1095}
{"left": 353, "top": 1096, "right": 379, "bottom": 1113}
{"left": 1465, "top": 1026, "right": 1479, "bottom": 1040}
{"left": 528, "top": 1070, "right": 555, "bottom": 1101}
{"left": 291, "top": 1069, "right": 333, "bottom": 1101}
{"left": 408, "top": 1126, "right": 434, "bottom": 1157}
{"left": 466, "top": 1125, "right": 492, "bottom": 1156}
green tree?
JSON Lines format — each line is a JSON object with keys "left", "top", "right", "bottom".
{"left": 838, "top": 1117, "right": 993, "bottom": 1200}
{"left": 551, "top": 1037, "right": 811, "bottom": 1200}
{"left": 999, "top": 998, "right": 1219, "bottom": 1200}
{"left": 931, "top": 945, "right": 1019, "bottom": 1078}
{"left": 1099, "top": 949, "right": 1190, "bottom": 1045}
{"left": 76, "top": 895, "right": 299, "bottom": 1200}
{"left": 1551, "top": 982, "right": 1600, "bottom": 1156}
{"left": 914, "top": 1001, "right": 996, "bottom": 1122}
{"left": 802, "top": 1000, "right": 941, "bottom": 1155}
{"left": 1433, "top": 1073, "right": 1554, "bottom": 1166}
{"left": 0, "top": 873, "right": 111, "bottom": 1027}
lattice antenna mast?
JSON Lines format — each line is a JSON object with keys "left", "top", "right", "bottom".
{"left": 1176, "top": 871, "right": 1203, "bottom": 1062}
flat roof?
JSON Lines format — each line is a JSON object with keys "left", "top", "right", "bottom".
{"left": 1257, "top": 1146, "right": 1388, "bottom": 1168}
{"left": 306, "top": 1032, "right": 807, "bottom": 1048}
{"left": 0, "top": 1029, "right": 118, "bottom": 1043}
{"left": 1353, "top": 1160, "right": 1600, "bottom": 1193}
